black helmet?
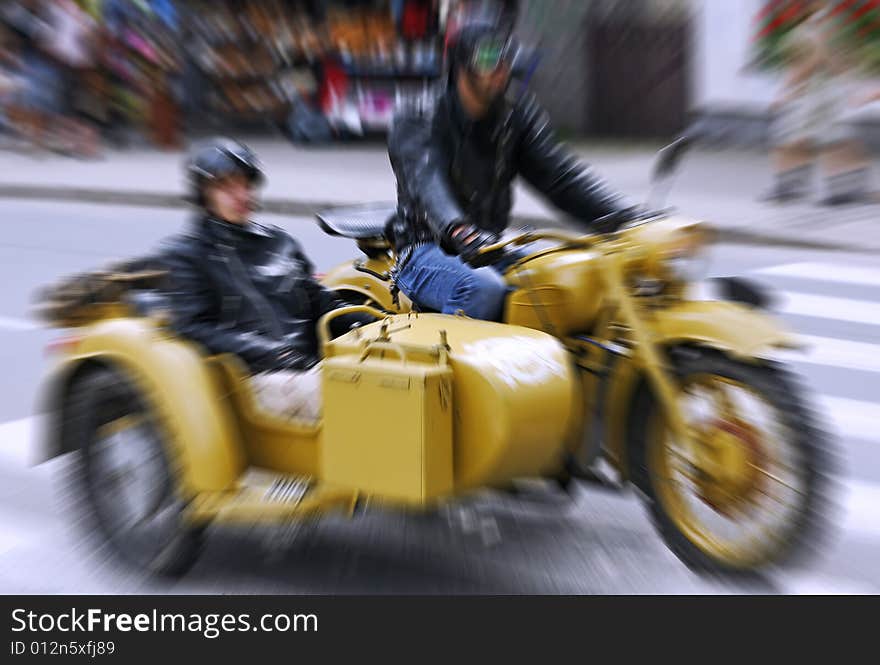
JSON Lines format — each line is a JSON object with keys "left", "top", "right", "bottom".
{"left": 186, "top": 138, "right": 265, "bottom": 206}
{"left": 448, "top": 1, "right": 519, "bottom": 79}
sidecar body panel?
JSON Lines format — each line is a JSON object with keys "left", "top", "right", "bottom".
{"left": 322, "top": 355, "right": 454, "bottom": 504}
{"left": 324, "top": 314, "right": 577, "bottom": 496}
{"left": 45, "top": 318, "right": 246, "bottom": 495}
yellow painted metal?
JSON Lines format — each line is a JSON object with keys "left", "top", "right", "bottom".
{"left": 322, "top": 350, "right": 454, "bottom": 504}
{"left": 63, "top": 317, "right": 247, "bottom": 495}
{"left": 317, "top": 304, "right": 389, "bottom": 349}
{"left": 647, "top": 300, "right": 797, "bottom": 359}
{"left": 601, "top": 250, "right": 701, "bottom": 461}
{"left": 601, "top": 357, "right": 638, "bottom": 472}
{"left": 319, "top": 258, "right": 402, "bottom": 312}
{"left": 206, "top": 355, "right": 321, "bottom": 478}
{"left": 621, "top": 215, "right": 712, "bottom": 272}
{"left": 503, "top": 248, "right": 603, "bottom": 337}
{"left": 326, "top": 314, "right": 576, "bottom": 492}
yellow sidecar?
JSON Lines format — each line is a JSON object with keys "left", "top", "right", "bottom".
{"left": 34, "top": 267, "right": 580, "bottom": 576}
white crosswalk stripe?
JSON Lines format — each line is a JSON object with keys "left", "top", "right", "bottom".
{"left": 816, "top": 395, "right": 879, "bottom": 444}
{"left": 0, "top": 416, "right": 39, "bottom": 467}
{"left": 777, "top": 291, "right": 880, "bottom": 326}
{"left": 775, "top": 334, "right": 880, "bottom": 373}
{"left": 757, "top": 262, "right": 880, "bottom": 287}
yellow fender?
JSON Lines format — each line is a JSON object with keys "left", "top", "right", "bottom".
{"left": 320, "top": 259, "right": 404, "bottom": 312}
{"left": 41, "top": 318, "right": 246, "bottom": 496}
{"left": 603, "top": 299, "right": 798, "bottom": 477}
{"left": 647, "top": 300, "right": 799, "bottom": 358}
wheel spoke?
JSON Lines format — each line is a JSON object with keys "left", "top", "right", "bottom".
{"left": 708, "top": 382, "right": 739, "bottom": 420}
{"left": 749, "top": 463, "right": 804, "bottom": 497}
{"left": 667, "top": 452, "right": 702, "bottom": 484}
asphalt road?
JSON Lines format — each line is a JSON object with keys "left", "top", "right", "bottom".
{"left": 0, "top": 199, "right": 877, "bottom": 594}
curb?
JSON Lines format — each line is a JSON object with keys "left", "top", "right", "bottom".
{"left": 1, "top": 183, "right": 875, "bottom": 254}
{"left": 0, "top": 184, "right": 328, "bottom": 218}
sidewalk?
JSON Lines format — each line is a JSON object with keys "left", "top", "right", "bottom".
{"left": 0, "top": 138, "right": 878, "bottom": 252}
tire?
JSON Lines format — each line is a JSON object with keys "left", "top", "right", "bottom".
{"left": 628, "top": 346, "right": 834, "bottom": 577}
{"left": 66, "top": 366, "right": 204, "bottom": 577}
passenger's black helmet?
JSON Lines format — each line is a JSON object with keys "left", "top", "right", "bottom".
{"left": 186, "top": 138, "right": 265, "bottom": 206}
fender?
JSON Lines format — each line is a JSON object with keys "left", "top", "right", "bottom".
{"left": 321, "top": 258, "right": 406, "bottom": 312}
{"left": 602, "top": 299, "right": 798, "bottom": 479}
{"left": 648, "top": 299, "right": 798, "bottom": 358}
{"left": 40, "top": 318, "right": 246, "bottom": 495}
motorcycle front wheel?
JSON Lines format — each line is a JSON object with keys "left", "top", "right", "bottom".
{"left": 629, "top": 346, "right": 835, "bottom": 577}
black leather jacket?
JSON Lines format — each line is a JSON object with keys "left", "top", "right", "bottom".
{"left": 387, "top": 84, "right": 629, "bottom": 253}
{"left": 161, "top": 215, "right": 366, "bottom": 373}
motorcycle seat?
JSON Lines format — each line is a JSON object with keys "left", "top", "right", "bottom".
{"left": 316, "top": 203, "right": 397, "bottom": 239}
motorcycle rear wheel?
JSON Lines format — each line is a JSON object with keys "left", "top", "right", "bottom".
{"left": 629, "top": 346, "right": 834, "bottom": 577}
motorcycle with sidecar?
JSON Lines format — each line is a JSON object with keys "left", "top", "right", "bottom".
{"left": 32, "top": 138, "right": 832, "bottom": 578}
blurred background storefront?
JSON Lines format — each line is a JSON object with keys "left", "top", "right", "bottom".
{"left": 1, "top": 0, "right": 701, "bottom": 149}
{"left": 0, "top": 0, "right": 449, "bottom": 149}
{"left": 8, "top": 0, "right": 879, "bottom": 149}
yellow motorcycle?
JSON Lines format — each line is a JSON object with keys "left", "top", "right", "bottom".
{"left": 318, "top": 138, "right": 834, "bottom": 576}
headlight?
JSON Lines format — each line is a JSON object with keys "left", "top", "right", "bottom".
{"left": 662, "top": 226, "right": 713, "bottom": 283}
{"left": 666, "top": 251, "right": 711, "bottom": 282}
{"left": 624, "top": 218, "right": 715, "bottom": 292}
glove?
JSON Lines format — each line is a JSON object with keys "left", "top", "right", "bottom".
{"left": 449, "top": 223, "right": 497, "bottom": 266}
{"left": 591, "top": 206, "right": 662, "bottom": 235}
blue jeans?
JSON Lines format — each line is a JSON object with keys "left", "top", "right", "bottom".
{"left": 395, "top": 244, "right": 514, "bottom": 321}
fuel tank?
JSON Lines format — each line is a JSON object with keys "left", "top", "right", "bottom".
{"left": 503, "top": 247, "right": 603, "bottom": 336}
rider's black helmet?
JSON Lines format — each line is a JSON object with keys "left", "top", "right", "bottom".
{"left": 186, "top": 138, "right": 265, "bottom": 206}
{"left": 447, "top": 1, "right": 519, "bottom": 81}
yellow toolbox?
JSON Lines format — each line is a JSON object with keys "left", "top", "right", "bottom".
{"left": 321, "top": 342, "right": 454, "bottom": 505}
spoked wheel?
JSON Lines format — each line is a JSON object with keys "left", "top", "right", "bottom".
{"left": 68, "top": 366, "right": 203, "bottom": 576}
{"left": 630, "top": 347, "right": 833, "bottom": 577}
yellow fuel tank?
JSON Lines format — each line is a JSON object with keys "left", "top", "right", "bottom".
{"left": 504, "top": 248, "right": 603, "bottom": 336}
{"left": 323, "top": 314, "right": 577, "bottom": 498}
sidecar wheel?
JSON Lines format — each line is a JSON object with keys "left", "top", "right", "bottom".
{"left": 67, "top": 366, "right": 204, "bottom": 577}
{"left": 629, "top": 347, "right": 834, "bottom": 577}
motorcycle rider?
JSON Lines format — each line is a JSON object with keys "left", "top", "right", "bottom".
{"left": 162, "top": 138, "right": 371, "bottom": 422}
{"left": 386, "top": 2, "right": 636, "bottom": 320}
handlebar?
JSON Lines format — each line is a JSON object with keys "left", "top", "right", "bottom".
{"left": 476, "top": 229, "right": 595, "bottom": 256}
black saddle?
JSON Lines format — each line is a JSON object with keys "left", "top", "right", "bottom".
{"left": 316, "top": 203, "right": 397, "bottom": 239}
